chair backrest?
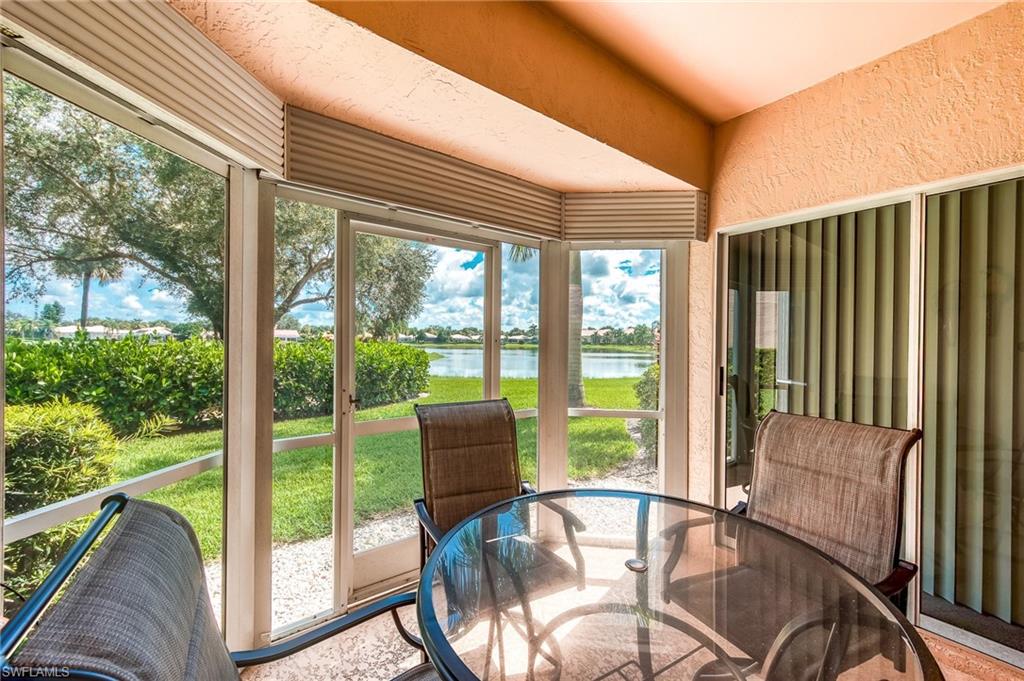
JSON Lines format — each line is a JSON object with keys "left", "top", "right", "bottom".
{"left": 744, "top": 411, "right": 921, "bottom": 584}
{"left": 13, "top": 499, "right": 238, "bottom": 681}
{"left": 416, "top": 398, "right": 522, "bottom": 535}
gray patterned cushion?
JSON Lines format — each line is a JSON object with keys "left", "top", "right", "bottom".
{"left": 13, "top": 499, "right": 238, "bottom": 681}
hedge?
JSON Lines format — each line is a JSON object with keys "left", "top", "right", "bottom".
{"left": 634, "top": 363, "right": 659, "bottom": 457}
{"left": 4, "top": 400, "right": 118, "bottom": 600}
{"left": 5, "top": 336, "right": 430, "bottom": 435}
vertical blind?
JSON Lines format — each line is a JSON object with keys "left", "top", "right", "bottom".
{"left": 922, "top": 178, "right": 1024, "bottom": 626}
{"left": 727, "top": 204, "right": 912, "bottom": 480}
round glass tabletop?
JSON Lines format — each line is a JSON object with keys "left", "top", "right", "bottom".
{"left": 417, "top": 489, "right": 943, "bottom": 681}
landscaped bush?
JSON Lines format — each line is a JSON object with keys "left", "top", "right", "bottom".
{"left": 4, "top": 400, "right": 118, "bottom": 600}
{"left": 274, "top": 338, "right": 429, "bottom": 418}
{"left": 634, "top": 363, "right": 659, "bottom": 457}
{"left": 5, "top": 335, "right": 430, "bottom": 432}
{"left": 355, "top": 341, "right": 430, "bottom": 408}
{"left": 5, "top": 335, "right": 223, "bottom": 435}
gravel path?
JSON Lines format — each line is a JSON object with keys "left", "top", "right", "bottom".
{"left": 206, "top": 421, "right": 658, "bottom": 629}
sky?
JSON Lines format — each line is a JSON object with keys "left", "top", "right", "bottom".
{"left": 7, "top": 246, "right": 662, "bottom": 331}
{"left": 7, "top": 266, "right": 194, "bottom": 325}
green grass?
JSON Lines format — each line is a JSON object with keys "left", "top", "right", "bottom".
{"left": 118, "top": 375, "right": 643, "bottom": 559}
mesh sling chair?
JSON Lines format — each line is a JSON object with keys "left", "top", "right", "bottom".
{"left": 412, "top": 399, "right": 586, "bottom": 674}
{"left": 1, "top": 494, "right": 438, "bottom": 681}
{"left": 660, "top": 411, "right": 923, "bottom": 681}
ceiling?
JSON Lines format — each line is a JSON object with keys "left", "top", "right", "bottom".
{"left": 171, "top": 1, "right": 1001, "bottom": 192}
{"left": 169, "top": 0, "right": 690, "bottom": 192}
{"left": 550, "top": 1, "right": 1001, "bottom": 123}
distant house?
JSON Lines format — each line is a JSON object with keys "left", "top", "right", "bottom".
{"left": 450, "top": 333, "right": 472, "bottom": 342}
{"left": 52, "top": 324, "right": 112, "bottom": 340}
{"left": 397, "top": 333, "right": 414, "bottom": 342}
{"left": 421, "top": 332, "right": 437, "bottom": 341}
{"left": 274, "top": 329, "right": 301, "bottom": 342}
{"left": 130, "top": 326, "right": 173, "bottom": 339}
{"left": 506, "top": 334, "right": 528, "bottom": 342}
{"left": 580, "top": 328, "right": 598, "bottom": 338}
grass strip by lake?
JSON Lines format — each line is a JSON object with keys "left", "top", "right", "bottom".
{"left": 116, "top": 376, "right": 646, "bottom": 559}
{"left": 411, "top": 343, "right": 655, "bottom": 354}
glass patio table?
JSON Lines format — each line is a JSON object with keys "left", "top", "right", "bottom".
{"left": 417, "top": 489, "right": 943, "bottom": 681}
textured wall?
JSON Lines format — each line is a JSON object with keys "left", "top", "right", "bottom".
{"left": 687, "top": 239, "right": 716, "bottom": 504}
{"left": 710, "top": 2, "right": 1024, "bottom": 230}
{"left": 316, "top": 1, "right": 712, "bottom": 189}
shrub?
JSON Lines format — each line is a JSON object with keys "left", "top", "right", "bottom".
{"left": 5, "top": 335, "right": 222, "bottom": 435}
{"left": 4, "top": 400, "right": 118, "bottom": 600}
{"left": 634, "top": 363, "right": 660, "bottom": 457}
{"left": 5, "top": 336, "right": 431, "bottom": 432}
{"left": 355, "top": 341, "right": 430, "bottom": 408}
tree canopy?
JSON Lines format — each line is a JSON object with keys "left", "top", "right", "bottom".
{"left": 3, "top": 74, "right": 437, "bottom": 338}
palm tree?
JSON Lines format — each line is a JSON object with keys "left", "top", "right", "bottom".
{"left": 53, "top": 246, "right": 124, "bottom": 329}
{"left": 507, "top": 245, "right": 586, "bottom": 407}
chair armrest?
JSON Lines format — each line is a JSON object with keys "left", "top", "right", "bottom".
{"left": 874, "top": 560, "right": 917, "bottom": 598}
{"left": 520, "top": 481, "right": 586, "bottom": 533}
{"left": 729, "top": 500, "right": 748, "bottom": 515}
{"left": 414, "top": 498, "right": 443, "bottom": 545}
{"left": 231, "top": 592, "right": 421, "bottom": 667}
{"left": 521, "top": 480, "right": 538, "bottom": 495}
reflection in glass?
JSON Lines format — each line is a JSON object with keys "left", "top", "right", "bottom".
{"left": 724, "top": 207, "right": 911, "bottom": 506}
{"left": 921, "top": 180, "right": 1024, "bottom": 660}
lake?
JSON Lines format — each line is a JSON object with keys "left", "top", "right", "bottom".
{"left": 427, "top": 347, "right": 656, "bottom": 379}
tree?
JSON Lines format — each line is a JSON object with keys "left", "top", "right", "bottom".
{"left": 355, "top": 233, "right": 436, "bottom": 339}
{"left": 3, "top": 74, "right": 227, "bottom": 334}
{"left": 277, "top": 313, "right": 302, "bottom": 331}
{"left": 40, "top": 301, "right": 64, "bottom": 326}
{"left": 273, "top": 202, "right": 437, "bottom": 338}
{"left": 4, "top": 75, "right": 439, "bottom": 340}
{"left": 51, "top": 243, "right": 124, "bottom": 329}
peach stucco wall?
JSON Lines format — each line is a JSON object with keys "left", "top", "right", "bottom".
{"left": 710, "top": 2, "right": 1024, "bottom": 230}
{"left": 316, "top": 1, "right": 712, "bottom": 190}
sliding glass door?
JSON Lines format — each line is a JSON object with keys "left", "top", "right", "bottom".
{"left": 721, "top": 180, "right": 1024, "bottom": 664}
{"left": 921, "top": 178, "right": 1024, "bottom": 663}
{"left": 722, "top": 205, "right": 913, "bottom": 507}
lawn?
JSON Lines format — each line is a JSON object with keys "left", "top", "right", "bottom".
{"left": 117, "top": 376, "right": 646, "bottom": 559}
{"left": 412, "top": 343, "right": 654, "bottom": 354}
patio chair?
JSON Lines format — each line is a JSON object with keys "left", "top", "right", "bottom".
{"left": 413, "top": 398, "right": 585, "bottom": 572}
{"left": 660, "top": 411, "right": 922, "bottom": 680}
{"left": 413, "top": 399, "right": 586, "bottom": 672}
{"left": 1, "top": 494, "right": 437, "bottom": 681}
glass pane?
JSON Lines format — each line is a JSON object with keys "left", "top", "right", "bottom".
{"left": 354, "top": 429, "right": 421, "bottom": 553}
{"left": 570, "top": 249, "right": 661, "bottom": 411}
{"left": 272, "top": 198, "right": 336, "bottom": 628}
{"left": 501, "top": 243, "right": 539, "bottom": 479}
{"left": 357, "top": 234, "right": 484, "bottom": 421}
{"left": 567, "top": 416, "right": 657, "bottom": 498}
{"left": 271, "top": 444, "right": 334, "bottom": 629}
{"left": 921, "top": 182, "right": 1024, "bottom": 660}
{"left": 724, "top": 207, "right": 911, "bottom": 507}
{"left": 2, "top": 73, "right": 225, "bottom": 610}
{"left": 353, "top": 234, "right": 486, "bottom": 553}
